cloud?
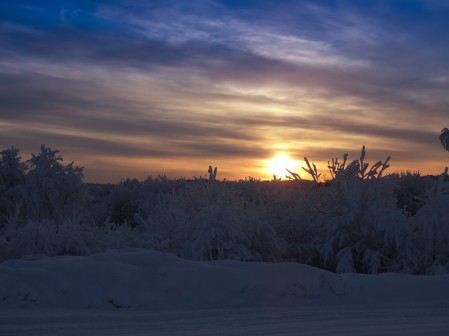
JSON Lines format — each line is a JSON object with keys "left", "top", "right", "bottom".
{"left": 1, "top": 0, "right": 448, "bottom": 180}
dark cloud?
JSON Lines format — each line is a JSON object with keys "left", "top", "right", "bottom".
{"left": 1, "top": 25, "right": 217, "bottom": 68}
{"left": 0, "top": 126, "right": 268, "bottom": 162}
{"left": 0, "top": 71, "right": 261, "bottom": 140}
{"left": 225, "top": 113, "right": 436, "bottom": 146}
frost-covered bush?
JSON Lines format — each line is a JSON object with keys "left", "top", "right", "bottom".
{"left": 407, "top": 169, "right": 449, "bottom": 274}
{"left": 134, "top": 180, "right": 285, "bottom": 261}
{"left": 327, "top": 146, "right": 390, "bottom": 180}
{"left": 25, "top": 145, "right": 86, "bottom": 222}
{"left": 0, "top": 147, "right": 27, "bottom": 230}
{"left": 90, "top": 175, "right": 186, "bottom": 227}
{"left": 2, "top": 144, "right": 449, "bottom": 276}
{"left": 1, "top": 170, "right": 448, "bottom": 274}
{"left": 283, "top": 176, "right": 410, "bottom": 273}
{"left": 96, "top": 179, "right": 141, "bottom": 226}
{"left": 393, "top": 171, "right": 430, "bottom": 216}
{"left": 0, "top": 219, "right": 94, "bottom": 261}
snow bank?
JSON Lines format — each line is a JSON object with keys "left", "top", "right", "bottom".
{"left": 1, "top": 248, "right": 448, "bottom": 310}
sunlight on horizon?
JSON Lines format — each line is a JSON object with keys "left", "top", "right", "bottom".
{"left": 266, "top": 154, "right": 301, "bottom": 179}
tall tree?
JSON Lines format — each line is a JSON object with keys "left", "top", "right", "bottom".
{"left": 0, "top": 146, "right": 27, "bottom": 189}
{"left": 26, "top": 145, "right": 86, "bottom": 222}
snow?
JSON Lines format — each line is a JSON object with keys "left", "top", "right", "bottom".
{"left": 1, "top": 248, "right": 449, "bottom": 335}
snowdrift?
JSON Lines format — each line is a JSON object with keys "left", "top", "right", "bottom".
{"left": 1, "top": 248, "right": 448, "bottom": 311}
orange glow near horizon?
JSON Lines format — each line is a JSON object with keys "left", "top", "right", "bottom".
{"left": 266, "top": 154, "right": 301, "bottom": 179}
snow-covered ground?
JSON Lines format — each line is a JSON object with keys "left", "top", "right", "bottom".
{"left": 1, "top": 249, "right": 449, "bottom": 335}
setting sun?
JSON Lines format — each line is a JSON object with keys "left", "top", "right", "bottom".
{"left": 267, "top": 154, "right": 300, "bottom": 178}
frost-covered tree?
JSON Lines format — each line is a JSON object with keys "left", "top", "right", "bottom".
{"left": 440, "top": 128, "right": 449, "bottom": 152}
{"left": 25, "top": 145, "right": 86, "bottom": 222}
{"left": 0, "top": 146, "right": 27, "bottom": 189}
{"left": 0, "top": 147, "right": 27, "bottom": 229}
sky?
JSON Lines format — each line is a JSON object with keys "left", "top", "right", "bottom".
{"left": 1, "top": 0, "right": 448, "bottom": 182}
